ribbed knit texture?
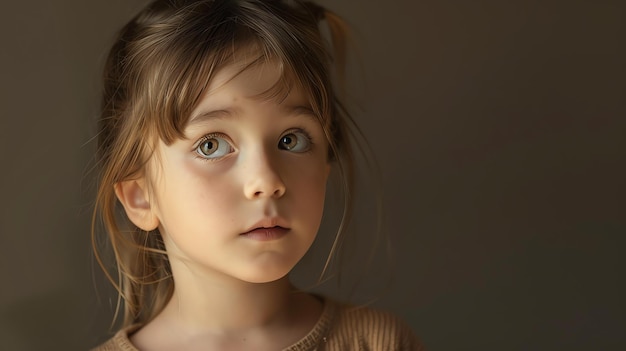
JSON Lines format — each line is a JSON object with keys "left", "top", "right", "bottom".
{"left": 92, "top": 298, "right": 424, "bottom": 350}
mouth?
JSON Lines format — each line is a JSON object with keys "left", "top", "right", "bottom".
{"left": 240, "top": 226, "right": 290, "bottom": 241}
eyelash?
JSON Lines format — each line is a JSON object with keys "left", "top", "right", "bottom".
{"left": 283, "top": 127, "right": 315, "bottom": 152}
{"left": 193, "top": 132, "right": 232, "bottom": 162}
{"left": 192, "top": 127, "right": 316, "bottom": 161}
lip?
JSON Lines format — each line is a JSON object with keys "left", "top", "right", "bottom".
{"left": 244, "top": 217, "right": 289, "bottom": 232}
{"left": 241, "top": 217, "right": 290, "bottom": 241}
{"left": 240, "top": 226, "right": 290, "bottom": 241}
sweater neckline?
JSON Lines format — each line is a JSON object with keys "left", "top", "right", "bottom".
{"left": 112, "top": 297, "right": 336, "bottom": 351}
{"left": 283, "top": 296, "right": 335, "bottom": 350}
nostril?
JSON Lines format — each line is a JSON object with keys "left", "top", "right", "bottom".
{"left": 244, "top": 174, "right": 286, "bottom": 199}
{"left": 274, "top": 187, "right": 286, "bottom": 197}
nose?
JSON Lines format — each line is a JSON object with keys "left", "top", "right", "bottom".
{"left": 242, "top": 151, "right": 286, "bottom": 199}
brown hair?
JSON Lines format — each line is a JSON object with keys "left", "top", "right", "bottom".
{"left": 93, "top": 0, "right": 358, "bottom": 328}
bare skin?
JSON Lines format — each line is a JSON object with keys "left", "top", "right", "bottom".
{"left": 130, "top": 277, "right": 323, "bottom": 350}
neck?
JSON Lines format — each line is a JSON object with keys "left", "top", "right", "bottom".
{"left": 132, "top": 261, "right": 324, "bottom": 350}
{"left": 159, "top": 266, "right": 300, "bottom": 334}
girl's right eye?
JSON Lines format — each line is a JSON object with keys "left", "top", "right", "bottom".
{"left": 196, "top": 135, "right": 233, "bottom": 159}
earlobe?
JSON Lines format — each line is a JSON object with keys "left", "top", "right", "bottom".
{"left": 114, "top": 179, "right": 160, "bottom": 231}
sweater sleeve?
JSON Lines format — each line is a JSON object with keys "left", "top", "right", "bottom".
{"left": 330, "top": 304, "right": 425, "bottom": 350}
{"left": 90, "top": 325, "right": 141, "bottom": 351}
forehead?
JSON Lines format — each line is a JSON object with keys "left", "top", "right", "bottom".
{"left": 190, "top": 53, "right": 311, "bottom": 119}
{"left": 208, "top": 59, "right": 286, "bottom": 100}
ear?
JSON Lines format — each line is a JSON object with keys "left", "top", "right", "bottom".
{"left": 114, "top": 179, "right": 159, "bottom": 231}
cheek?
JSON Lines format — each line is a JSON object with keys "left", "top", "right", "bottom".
{"left": 290, "top": 163, "right": 329, "bottom": 210}
{"left": 154, "top": 160, "right": 240, "bottom": 228}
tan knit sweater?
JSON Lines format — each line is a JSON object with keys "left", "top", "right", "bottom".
{"left": 92, "top": 298, "right": 424, "bottom": 350}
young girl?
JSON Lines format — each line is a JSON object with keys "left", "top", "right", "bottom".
{"left": 92, "top": 0, "right": 423, "bottom": 350}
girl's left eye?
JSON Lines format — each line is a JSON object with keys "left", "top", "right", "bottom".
{"left": 196, "top": 135, "right": 233, "bottom": 159}
{"left": 278, "top": 131, "right": 311, "bottom": 152}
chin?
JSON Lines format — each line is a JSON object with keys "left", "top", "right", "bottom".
{"left": 238, "top": 261, "right": 298, "bottom": 284}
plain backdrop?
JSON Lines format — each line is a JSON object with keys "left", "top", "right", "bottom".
{"left": 0, "top": 0, "right": 624, "bottom": 350}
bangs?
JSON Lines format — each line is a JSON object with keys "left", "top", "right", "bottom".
{"left": 132, "top": 0, "right": 333, "bottom": 145}
{"left": 204, "top": 43, "right": 302, "bottom": 109}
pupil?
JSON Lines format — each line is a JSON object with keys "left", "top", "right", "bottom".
{"left": 283, "top": 136, "right": 293, "bottom": 145}
{"left": 203, "top": 140, "right": 215, "bottom": 153}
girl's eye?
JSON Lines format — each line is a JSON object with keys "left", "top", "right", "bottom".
{"left": 278, "top": 131, "right": 311, "bottom": 152}
{"left": 196, "top": 136, "right": 233, "bottom": 159}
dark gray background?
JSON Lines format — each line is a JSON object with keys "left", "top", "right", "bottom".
{"left": 1, "top": 0, "right": 624, "bottom": 350}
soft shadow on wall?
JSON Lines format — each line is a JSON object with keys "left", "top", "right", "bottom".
{"left": 319, "top": 0, "right": 626, "bottom": 349}
{"left": 0, "top": 0, "right": 151, "bottom": 349}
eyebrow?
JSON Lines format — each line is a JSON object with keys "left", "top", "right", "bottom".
{"left": 287, "top": 105, "right": 319, "bottom": 121}
{"left": 188, "top": 105, "right": 318, "bottom": 126}
{"left": 188, "top": 108, "right": 234, "bottom": 126}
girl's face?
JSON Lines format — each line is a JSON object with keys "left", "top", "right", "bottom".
{"left": 147, "top": 60, "right": 330, "bottom": 284}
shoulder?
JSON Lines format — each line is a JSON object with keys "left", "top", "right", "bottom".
{"left": 91, "top": 325, "right": 140, "bottom": 351}
{"left": 326, "top": 300, "right": 425, "bottom": 351}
